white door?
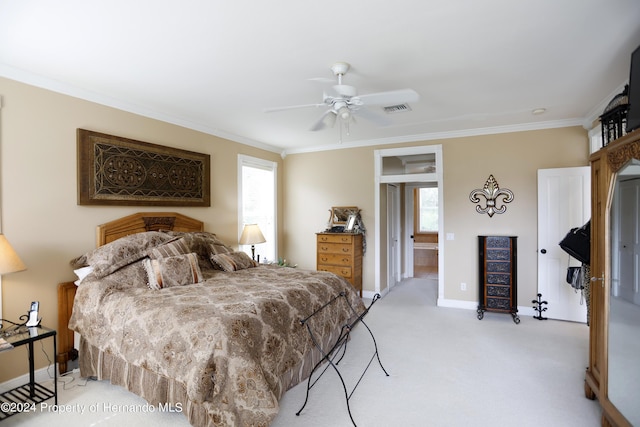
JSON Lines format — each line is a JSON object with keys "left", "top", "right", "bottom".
{"left": 387, "top": 184, "right": 400, "bottom": 291}
{"left": 537, "top": 167, "right": 590, "bottom": 322}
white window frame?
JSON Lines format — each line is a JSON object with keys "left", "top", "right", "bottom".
{"left": 238, "top": 155, "right": 278, "bottom": 262}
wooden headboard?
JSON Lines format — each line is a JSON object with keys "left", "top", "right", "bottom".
{"left": 57, "top": 212, "right": 205, "bottom": 373}
{"left": 96, "top": 211, "right": 204, "bottom": 246}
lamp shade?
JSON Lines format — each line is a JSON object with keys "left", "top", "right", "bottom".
{"left": 0, "top": 234, "right": 26, "bottom": 275}
{"left": 239, "top": 224, "right": 266, "bottom": 245}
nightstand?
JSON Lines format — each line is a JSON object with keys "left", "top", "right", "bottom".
{"left": 0, "top": 325, "right": 57, "bottom": 420}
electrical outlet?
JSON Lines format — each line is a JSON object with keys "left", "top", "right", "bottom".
{"left": 460, "top": 282, "right": 467, "bottom": 291}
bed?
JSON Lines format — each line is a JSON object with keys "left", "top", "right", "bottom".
{"left": 58, "top": 212, "right": 365, "bottom": 426}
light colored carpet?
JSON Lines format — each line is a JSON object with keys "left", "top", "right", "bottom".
{"left": 3, "top": 278, "right": 602, "bottom": 426}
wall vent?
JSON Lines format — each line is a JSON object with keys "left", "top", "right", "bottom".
{"left": 383, "top": 103, "right": 412, "bottom": 114}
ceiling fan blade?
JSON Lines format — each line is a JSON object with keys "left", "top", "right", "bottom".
{"left": 310, "top": 110, "right": 337, "bottom": 131}
{"left": 352, "top": 107, "right": 392, "bottom": 127}
{"left": 354, "top": 89, "right": 419, "bottom": 106}
{"left": 264, "top": 103, "right": 326, "bottom": 113}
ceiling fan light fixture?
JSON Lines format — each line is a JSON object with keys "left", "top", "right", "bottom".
{"left": 338, "top": 106, "right": 351, "bottom": 121}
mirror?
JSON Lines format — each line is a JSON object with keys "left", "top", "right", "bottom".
{"left": 608, "top": 158, "right": 640, "bottom": 425}
{"left": 329, "top": 206, "right": 359, "bottom": 226}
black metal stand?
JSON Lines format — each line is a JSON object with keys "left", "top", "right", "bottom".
{"left": 296, "top": 292, "right": 388, "bottom": 426}
{"left": 531, "top": 293, "right": 548, "bottom": 320}
{"left": 0, "top": 326, "right": 57, "bottom": 420}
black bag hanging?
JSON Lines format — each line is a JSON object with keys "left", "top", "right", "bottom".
{"left": 559, "top": 220, "right": 591, "bottom": 264}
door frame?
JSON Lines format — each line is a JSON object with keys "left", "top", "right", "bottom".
{"left": 537, "top": 166, "right": 590, "bottom": 322}
{"left": 374, "top": 145, "right": 443, "bottom": 300}
{"left": 387, "top": 184, "right": 401, "bottom": 290}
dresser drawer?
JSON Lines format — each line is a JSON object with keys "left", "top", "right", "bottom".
{"left": 318, "top": 265, "right": 353, "bottom": 279}
{"left": 317, "top": 253, "right": 352, "bottom": 266}
{"left": 486, "top": 297, "right": 511, "bottom": 311}
{"left": 486, "top": 273, "right": 511, "bottom": 285}
{"left": 486, "top": 285, "right": 510, "bottom": 298}
{"left": 317, "top": 234, "right": 355, "bottom": 244}
{"left": 317, "top": 243, "right": 355, "bottom": 255}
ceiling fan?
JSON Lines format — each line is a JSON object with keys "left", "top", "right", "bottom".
{"left": 265, "top": 62, "right": 420, "bottom": 134}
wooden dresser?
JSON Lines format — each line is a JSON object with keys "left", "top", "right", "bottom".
{"left": 477, "top": 235, "right": 519, "bottom": 324}
{"left": 316, "top": 232, "right": 363, "bottom": 297}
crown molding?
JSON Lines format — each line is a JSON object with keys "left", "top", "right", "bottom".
{"left": 282, "top": 118, "right": 585, "bottom": 156}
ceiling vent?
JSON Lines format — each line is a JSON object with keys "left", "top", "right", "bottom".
{"left": 383, "top": 103, "right": 412, "bottom": 114}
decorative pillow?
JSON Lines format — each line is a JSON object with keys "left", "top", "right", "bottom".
{"left": 210, "top": 251, "right": 258, "bottom": 272}
{"left": 162, "top": 231, "right": 234, "bottom": 267}
{"left": 70, "top": 231, "right": 175, "bottom": 279}
{"left": 143, "top": 253, "right": 203, "bottom": 290}
{"left": 150, "top": 237, "right": 190, "bottom": 259}
{"left": 208, "top": 242, "right": 233, "bottom": 256}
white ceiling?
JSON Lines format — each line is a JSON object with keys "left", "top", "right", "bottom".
{"left": 1, "top": 1, "right": 639, "bottom": 155}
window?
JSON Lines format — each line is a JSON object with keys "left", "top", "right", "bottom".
{"left": 414, "top": 187, "right": 438, "bottom": 233}
{"left": 238, "top": 155, "right": 277, "bottom": 263}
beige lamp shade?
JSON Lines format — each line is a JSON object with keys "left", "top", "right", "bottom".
{"left": 0, "top": 234, "right": 26, "bottom": 275}
{"left": 239, "top": 224, "right": 266, "bottom": 245}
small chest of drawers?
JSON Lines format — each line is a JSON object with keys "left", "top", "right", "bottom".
{"left": 477, "top": 235, "right": 519, "bottom": 323}
{"left": 316, "top": 232, "right": 363, "bottom": 297}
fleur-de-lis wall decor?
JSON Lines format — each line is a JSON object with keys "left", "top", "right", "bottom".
{"left": 469, "top": 175, "right": 514, "bottom": 217}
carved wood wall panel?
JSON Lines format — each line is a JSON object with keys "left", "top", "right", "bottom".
{"left": 77, "top": 129, "right": 210, "bottom": 206}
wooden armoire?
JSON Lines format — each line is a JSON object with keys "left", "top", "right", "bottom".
{"left": 586, "top": 128, "right": 640, "bottom": 427}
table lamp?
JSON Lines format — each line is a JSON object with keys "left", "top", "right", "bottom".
{"left": 0, "top": 234, "right": 26, "bottom": 276}
{"left": 239, "top": 224, "right": 266, "bottom": 261}
{"left": 0, "top": 234, "right": 27, "bottom": 332}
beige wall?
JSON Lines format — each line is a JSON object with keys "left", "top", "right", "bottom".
{"left": 0, "top": 77, "right": 282, "bottom": 382}
{"left": 282, "top": 146, "right": 376, "bottom": 278}
{"left": 283, "top": 126, "right": 590, "bottom": 306}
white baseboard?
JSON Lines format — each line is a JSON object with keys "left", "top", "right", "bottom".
{"left": 0, "top": 365, "right": 56, "bottom": 393}
{"left": 437, "top": 298, "right": 535, "bottom": 318}
{"left": 362, "top": 288, "right": 388, "bottom": 300}
{"left": 437, "top": 298, "right": 477, "bottom": 310}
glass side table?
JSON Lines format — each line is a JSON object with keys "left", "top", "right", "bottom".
{"left": 0, "top": 325, "right": 57, "bottom": 420}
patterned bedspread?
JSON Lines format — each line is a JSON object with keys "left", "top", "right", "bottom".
{"left": 69, "top": 263, "right": 364, "bottom": 426}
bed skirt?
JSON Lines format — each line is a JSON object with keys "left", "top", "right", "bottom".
{"left": 78, "top": 324, "right": 342, "bottom": 426}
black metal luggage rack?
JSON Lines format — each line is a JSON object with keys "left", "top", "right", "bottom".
{"left": 296, "top": 292, "right": 388, "bottom": 426}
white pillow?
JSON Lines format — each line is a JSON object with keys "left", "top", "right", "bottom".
{"left": 73, "top": 266, "right": 93, "bottom": 285}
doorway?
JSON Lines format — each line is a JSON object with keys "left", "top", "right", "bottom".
{"left": 411, "top": 185, "right": 439, "bottom": 278}
{"left": 374, "top": 145, "right": 443, "bottom": 300}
